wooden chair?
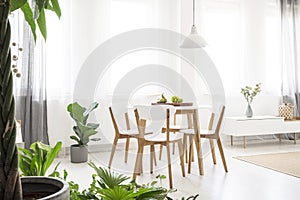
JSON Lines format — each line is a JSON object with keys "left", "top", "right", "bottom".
{"left": 108, "top": 106, "right": 152, "bottom": 169}
{"left": 132, "top": 106, "right": 185, "bottom": 189}
{"left": 181, "top": 105, "right": 228, "bottom": 173}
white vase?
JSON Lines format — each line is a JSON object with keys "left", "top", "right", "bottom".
{"left": 246, "top": 103, "right": 253, "bottom": 118}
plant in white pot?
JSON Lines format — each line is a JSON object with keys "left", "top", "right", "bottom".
{"left": 67, "top": 102, "right": 99, "bottom": 163}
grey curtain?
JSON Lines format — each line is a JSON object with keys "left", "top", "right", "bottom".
{"left": 281, "top": 0, "right": 300, "bottom": 112}
{"left": 281, "top": 0, "right": 300, "bottom": 139}
{"left": 15, "top": 21, "right": 49, "bottom": 148}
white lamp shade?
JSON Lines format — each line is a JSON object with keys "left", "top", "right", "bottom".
{"left": 180, "top": 25, "right": 207, "bottom": 48}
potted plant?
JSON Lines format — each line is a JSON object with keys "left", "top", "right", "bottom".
{"left": 67, "top": 102, "right": 99, "bottom": 163}
{"left": 18, "top": 141, "right": 69, "bottom": 199}
{"left": 0, "top": 1, "right": 62, "bottom": 199}
{"left": 241, "top": 83, "right": 262, "bottom": 117}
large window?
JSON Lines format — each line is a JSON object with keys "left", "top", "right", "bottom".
{"left": 200, "top": 0, "right": 281, "bottom": 95}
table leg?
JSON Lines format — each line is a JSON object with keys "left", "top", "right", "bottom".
{"left": 193, "top": 109, "right": 204, "bottom": 176}
{"left": 243, "top": 136, "right": 246, "bottom": 148}
{"left": 278, "top": 134, "right": 282, "bottom": 142}
{"left": 231, "top": 135, "right": 233, "bottom": 146}
{"left": 294, "top": 133, "right": 297, "bottom": 144}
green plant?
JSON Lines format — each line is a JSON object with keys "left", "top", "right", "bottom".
{"left": 79, "top": 162, "right": 170, "bottom": 200}
{"left": 54, "top": 165, "right": 198, "bottom": 200}
{"left": 171, "top": 96, "right": 183, "bottom": 103}
{"left": 240, "top": 83, "right": 262, "bottom": 104}
{"left": 156, "top": 174, "right": 167, "bottom": 187}
{"left": 67, "top": 102, "right": 100, "bottom": 146}
{"left": 18, "top": 141, "right": 62, "bottom": 176}
{"left": 1, "top": 1, "right": 61, "bottom": 199}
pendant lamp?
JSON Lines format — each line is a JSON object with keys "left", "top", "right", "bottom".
{"left": 180, "top": 0, "right": 207, "bottom": 48}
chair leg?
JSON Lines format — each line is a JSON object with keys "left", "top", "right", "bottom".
{"left": 216, "top": 138, "right": 228, "bottom": 172}
{"left": 194, "top": 134, "right": 204, "bottom": 176}
{"left": 177, "top": 140, "right": 185, "bottom": 177}
{"left": 153, "top": 146, "right": 157, "bottom": 166}
{"left": 150, "top": 145, "right": 155, "bottom": 174}
{"left": 209, "top": 139, "right": 216, "bottom": 165}
{"left": 125, "top": 138, "right": 130, "bottom": 163}
{"left": 172, "top": 142, "right": 175, "bottom": 155}
{"left": 189, "top": 135, "right": 194, "bottom": 162}
{"left": 188, "top": 136, "right": 194, "bottom": 173}
{"left": 183, "top": 135, "right": 188, "bottom": 163}
{"left": 159, "top": 144, "right": 163, "bottom": 160}
{"left": 133, "top": 144, "right": 144, "bottom": 180}
{"left": 166, "top": 143, "right": 173, "bottom": 189}
{"left": 108, "top": 137, "right": 118, "bottom": 169}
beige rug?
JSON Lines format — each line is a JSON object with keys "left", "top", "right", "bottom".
{"left": 235, "top": 152, "right": 300, "bottom": 178}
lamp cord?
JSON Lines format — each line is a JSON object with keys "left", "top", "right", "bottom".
{"left": 193, "top": 0, "right": 195, "bottom": 26}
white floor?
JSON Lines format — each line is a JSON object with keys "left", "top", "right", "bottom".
{"left": 56, "top": 138, "right": 300, "bottom": 200}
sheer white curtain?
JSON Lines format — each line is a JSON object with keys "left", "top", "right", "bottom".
{"left": 187, "top": 0, "right": 282, "bottom": 116}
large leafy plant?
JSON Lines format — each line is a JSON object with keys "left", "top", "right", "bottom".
{"left": 18, "top": 141, "right": 62, "bottom": 176}
{"left": 67, "top": 102, "right": 100, "bottom": 146}
{"left": 0, "top": 1, "right": 61, "bottom": 199}
{"left": 12, "top": 0, "right": 61, "bottom": 41}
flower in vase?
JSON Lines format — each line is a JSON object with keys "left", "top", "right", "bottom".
{"left": 241, "top": 83, "right": 262, "bottom": 104}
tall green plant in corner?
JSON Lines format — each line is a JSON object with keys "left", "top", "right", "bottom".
{"left": 0, "top": 0, "right": 61, "bottom": 199}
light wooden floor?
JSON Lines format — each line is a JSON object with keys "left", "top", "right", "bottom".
{"left": 55, "top": 138, "right": 300, "bottom": 200}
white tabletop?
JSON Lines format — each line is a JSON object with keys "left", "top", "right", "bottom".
{"left": 226, "top": 116, "right": 284, "bottom": 121}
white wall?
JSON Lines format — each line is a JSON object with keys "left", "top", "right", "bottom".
{"left": 46, "top": 0, "right": 282, "bottom": 147}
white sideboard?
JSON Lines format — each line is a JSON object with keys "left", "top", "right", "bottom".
{"left": 222, "top": 116, "right": 300, "bottom": 148}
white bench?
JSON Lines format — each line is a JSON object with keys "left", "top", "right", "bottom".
{"left": 222, "top": 116, "right": 300, "bottom": 148}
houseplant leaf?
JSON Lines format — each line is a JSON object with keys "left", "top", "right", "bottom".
{"left": 21, "top": 2, "right": 37, "bottom": 42}
{"left": 100, "top": 186, "right": 135, "bottom": 200}
{"left": 42, "top": 141, "right": 62, "bottom": 175}
{"left": 89, "top": 162, "right": 129, "bottom": 189}
{"left": 11, "top": 0, "right": 27, "bottom": 12}
{"left": 87, "top": 123, "right": 100, "bottom": 129}
{"left": 67, "top": 102, "right": 85, "bottom": 124}
{"left": 83, "top": 102, "right": 99, "bottom": 124}
{"left": 37, "top": 8, "right": 47, "bottom": 40}
{"left": 46, "top": 0, "right": 61, "bottom": 18}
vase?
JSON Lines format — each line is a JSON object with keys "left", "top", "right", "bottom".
{"left": 246, "top": 103, "right": 253, "bottom": 118}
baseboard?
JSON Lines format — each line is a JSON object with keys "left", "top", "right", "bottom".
{"left": 58, "top": 142, "right": 136, "bottom": 157}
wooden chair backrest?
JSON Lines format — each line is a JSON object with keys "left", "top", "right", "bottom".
{"left": 214, "top": 105, "right": 225, "bottom": 136}
{"left": 208, "top": 113, "right": 215, "bottom": 130}
{"left": 109, "top": 106, "right": 130, "bottom": 136}
{"left": 134, "top": 107, "right": 171, "bottom": 142}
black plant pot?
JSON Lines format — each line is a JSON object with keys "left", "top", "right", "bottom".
{"left": 21, "top": 176, "right": 69, "bottom": 200}
{"left": 70, "top": 144, "right": 88, "bottom": 163}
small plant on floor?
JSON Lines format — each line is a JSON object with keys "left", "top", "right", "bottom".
{"left": 156, "top": 174, "right": 167, "bottom": 187}
{"left": 18, "top": 141, "right": 62, "bottom": 176}
{"left": 54, "top": 164, "right": 199, "bottom": 200}
{"left": 67, "top": 102, "right": 100, "bottom": 146}
{"left": 79, "top": 162, "right": 170, "bottom": 199}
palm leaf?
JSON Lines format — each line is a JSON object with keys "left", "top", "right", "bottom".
{"left": 89, "top": 162, "right": 129, "bottom": 189}
{"left": 100, "top": 187, "right": 135, "bottom": 200}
